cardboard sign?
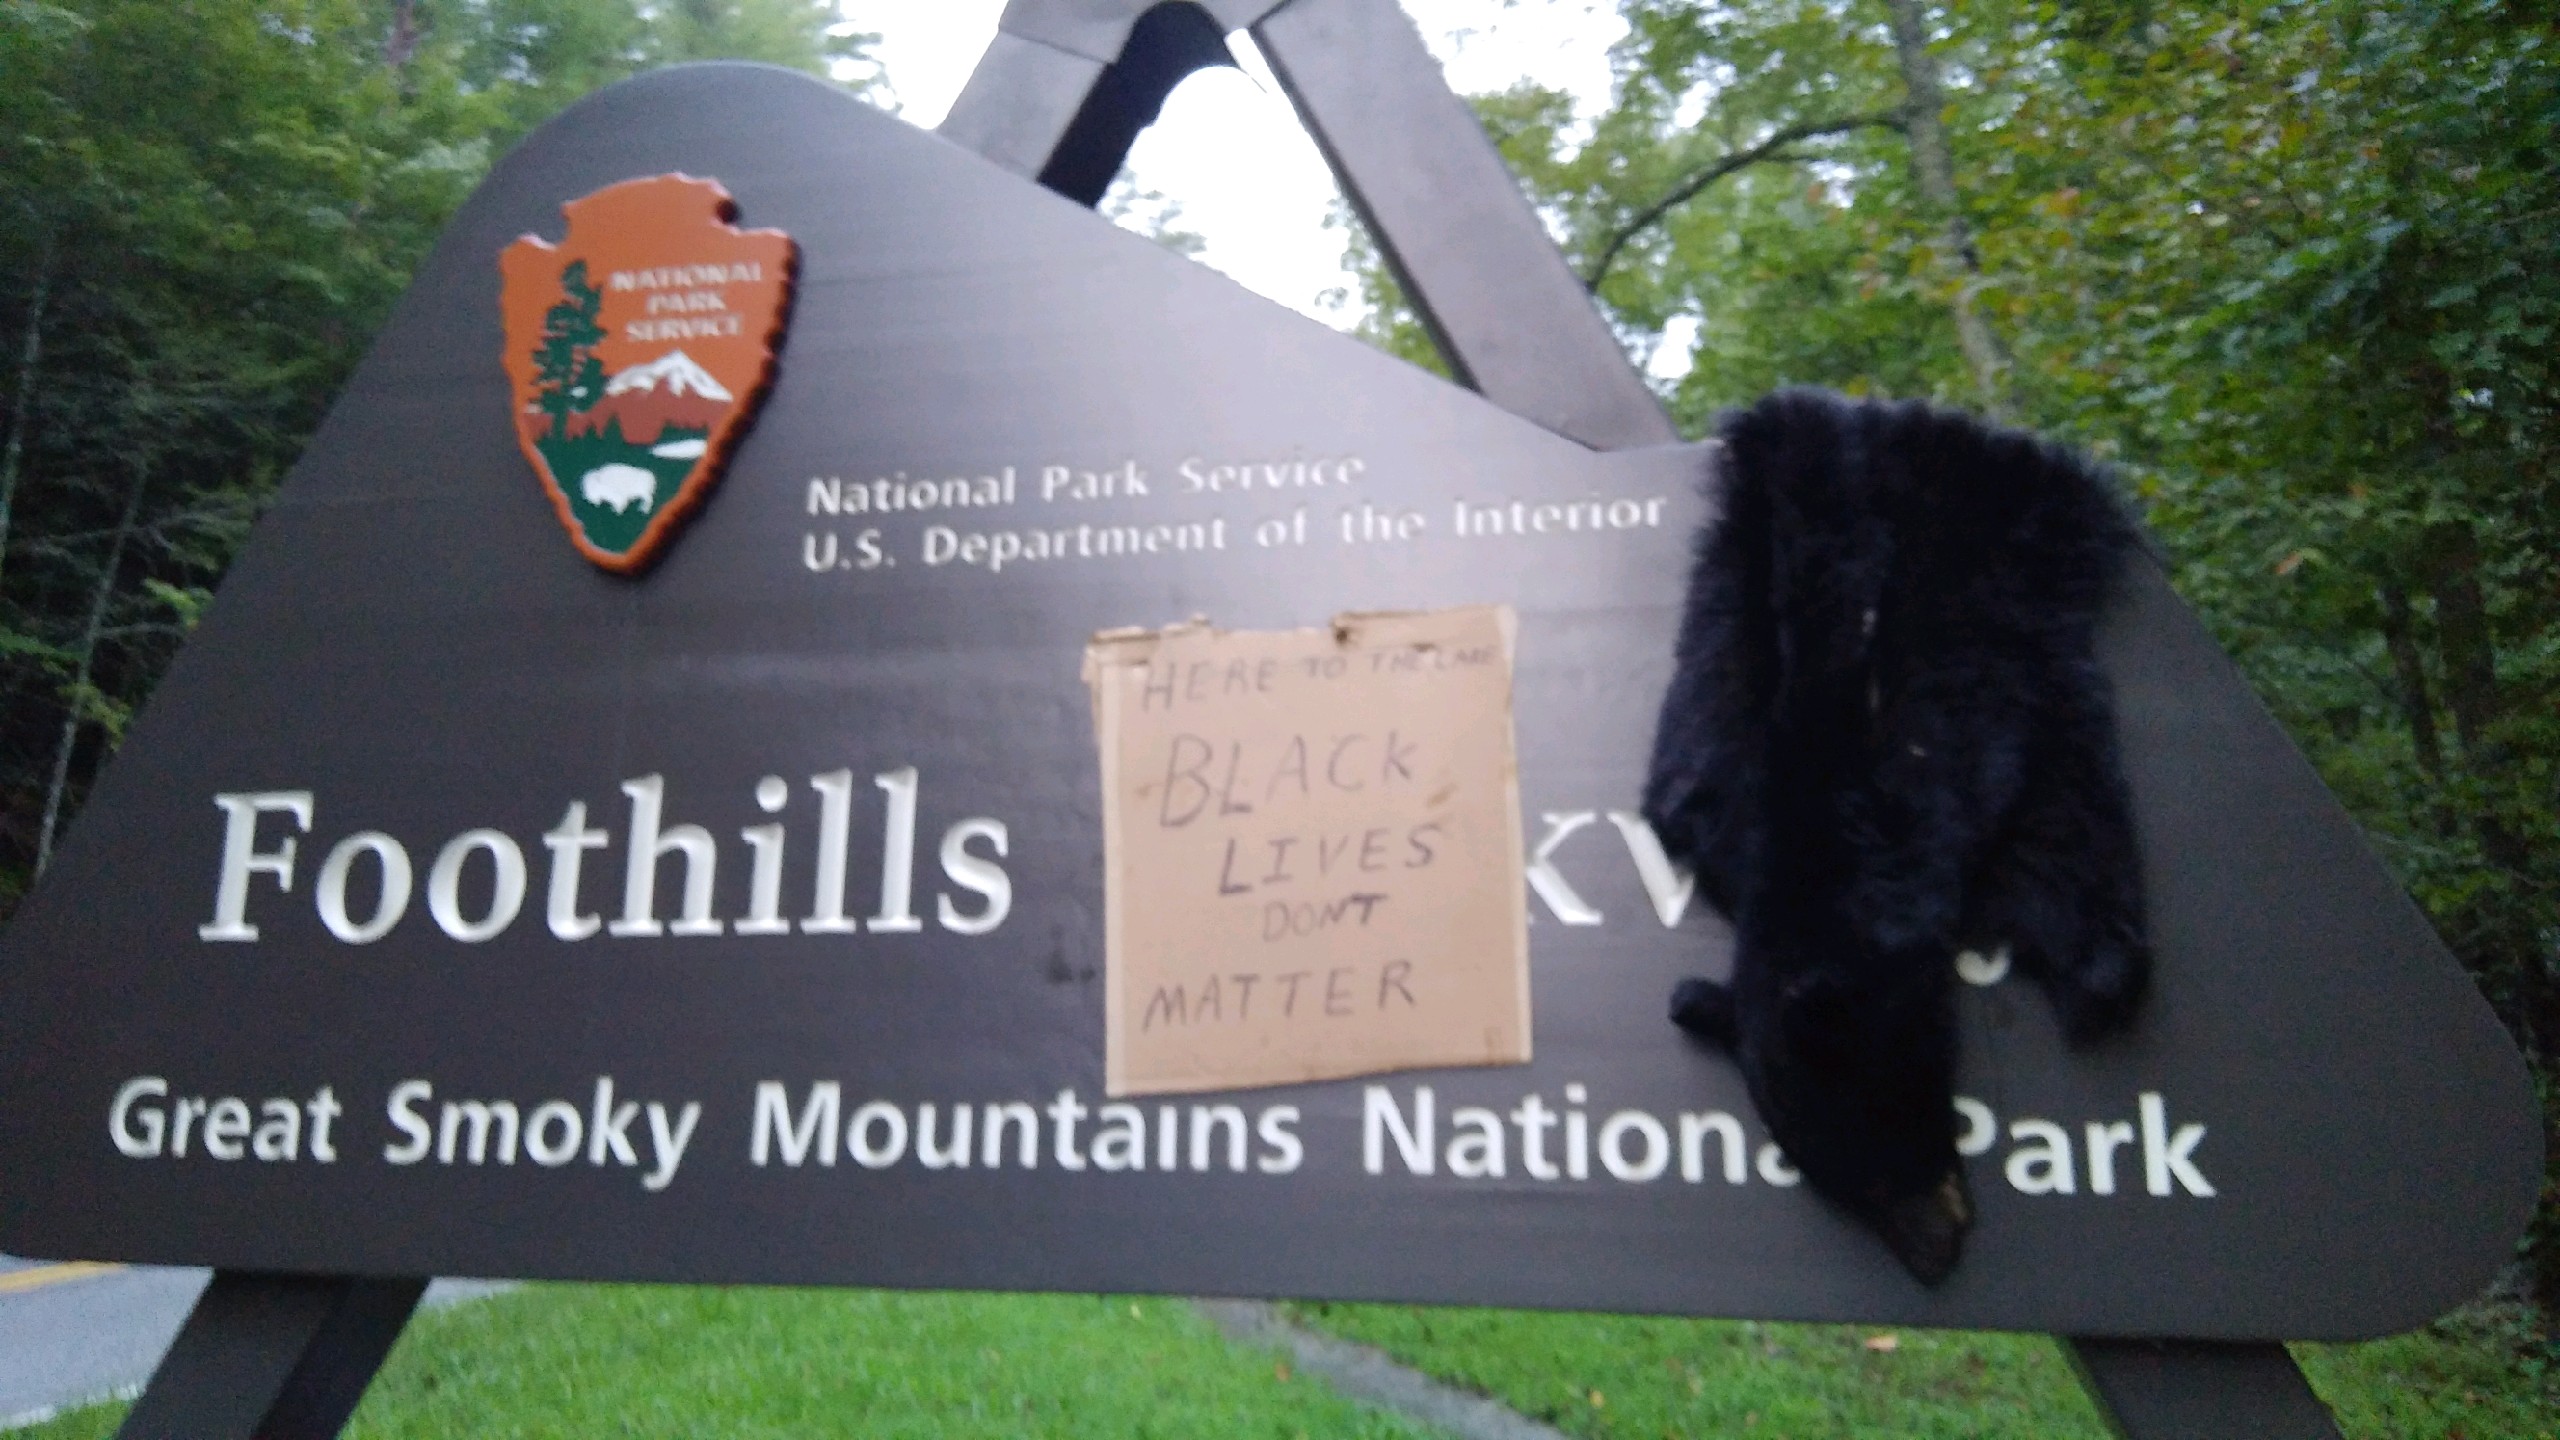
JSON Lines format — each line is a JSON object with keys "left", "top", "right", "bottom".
{"left": 1086, "top": 608, "right": 1529, "bottom": 1095}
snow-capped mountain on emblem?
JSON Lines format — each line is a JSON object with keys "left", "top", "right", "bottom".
{"left": 499, "top": 175, "right": 795, "bottom": 574}
{"left": 573, "top": 349, "right": 737, "bottom": 447}
{"left": 605, "top": 348, "right": 736, "bottom": 401}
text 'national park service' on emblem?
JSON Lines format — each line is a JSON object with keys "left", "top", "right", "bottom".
{"left": 500, "top": 174, "right": 795, "bottom": 574}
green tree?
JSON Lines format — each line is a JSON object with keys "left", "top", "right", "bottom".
{"left": 646, "top": 0, "right": 873, "bottom": 72}
{"left": 535, "top": 259, "right": 609, "bottom": 432}
{"left": 1356, "top": 0, "right": 2560, "bottom": 1317}
{"left": 0, "top": 0, "right": 877, "bottom": 905}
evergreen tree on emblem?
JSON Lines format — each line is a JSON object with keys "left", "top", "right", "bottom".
{"left": 533, "top": 259, "right": 608, "bottom": 436}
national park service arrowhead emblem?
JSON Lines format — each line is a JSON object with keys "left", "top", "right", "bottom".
{"left": 500, "top": 174, "right": 795, "bottom": 574}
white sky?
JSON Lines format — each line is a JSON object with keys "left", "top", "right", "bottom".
{"left": 836, "top": 2, "right": 1688, "bottom": 377}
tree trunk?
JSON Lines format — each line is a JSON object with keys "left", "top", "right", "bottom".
{"left": 35, "top": 459, "right": 145, "bottom": 877}
{"left": 0, "top": 238, "right": 51, "bottom": 593}
{"left": 2377, "top": 583, "right": 2444, "bottom": 779}
{"left": 2417, "top": 521, "right": 2532, "bottom": 871}
{"left": 2422, "top": 521, "right": 2502, "bottom": 759}
{"left": 384, "top": 0, "right": 421, "bottom": 72}
{"left": 1882, "top": 0, "right": 2007, "bottom": 415}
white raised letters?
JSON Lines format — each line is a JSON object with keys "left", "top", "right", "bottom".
{"left": 200, "top": 791, "right": 313, "bottom": 941}
{"left": 203, "top": 767, "right": 1015, "bottom": 949}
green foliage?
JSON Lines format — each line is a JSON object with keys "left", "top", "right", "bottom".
{"left": 1973, "top": 9, "right": 2560, "bottom": 1093}
{"left": 647, "top": 0, "right": 874, "bottom": 73}
{"left": 0, "top": 0, "right": 876, "bottom": 902}
{"left": 1359, "top": 0, "right": 2560, "bottom": 1321}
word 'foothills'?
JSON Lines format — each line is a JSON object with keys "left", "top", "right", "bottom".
{"left": 197, "top": 769, "right": 1012, "bottom": 946}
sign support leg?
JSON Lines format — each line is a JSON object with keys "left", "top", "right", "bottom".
{"left": 938, "top": 0, "right": 1676, "bottom": 452}
{"left": 113, "top": 1271, "right": 425, "bottom": 1440}
{"left": 1248, "top": 0, "right": 1677, "bottom": 450}
{"left": 2067, "top": 1337, "right": 2343, "bottom": 1439}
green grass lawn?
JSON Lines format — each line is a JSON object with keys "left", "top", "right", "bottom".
{"left": 14, "top": 1284, "right": 2553, "bottom": 1437}
{"left": 1293, "top": 1303, "right": 2106, "bottom": 1439}
{"left": 2298, "top": 1298, "right": 2560, "bottom": 1440}
{"left": 10, "top": 1286, "right": 1431, "bottom": 1440}
{"left": 1288, "top": 1295, "right": 2560, "bottom": 1440}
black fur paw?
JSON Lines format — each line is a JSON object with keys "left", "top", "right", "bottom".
{"left": 2044, "top": 937, "right": 2149, "bottom": 1044}
{"left": 1670, "top": 977, "right": 1737, "bottom": 1048}
{"left": 1875, "top": 1168, "right": 1974, "bottom": 1286}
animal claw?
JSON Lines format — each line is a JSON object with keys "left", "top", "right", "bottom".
{"left": 1875, "top": 1169, "right": 1974, "bottom": 1286}
{"left": 1669, "top": 977, "right": 1737, "bottom": 1049}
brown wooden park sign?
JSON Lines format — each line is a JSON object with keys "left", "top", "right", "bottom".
{"left": 0, "top": 3, "right": 2538, "bottom": 1436}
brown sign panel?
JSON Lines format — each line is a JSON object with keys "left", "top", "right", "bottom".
{"left": 0, "top": 66, "right": 2535, "bottom": 1342}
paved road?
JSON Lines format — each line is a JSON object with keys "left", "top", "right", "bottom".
{"left": 0, "top": 1258, "right": 205, "bottom": 1426}
{"left": 0, "top": 1256, "right": 507, "bottom": 1428}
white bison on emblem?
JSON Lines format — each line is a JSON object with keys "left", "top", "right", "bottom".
{"left": 579, "top": 463, "right": 658, "bottom": 515}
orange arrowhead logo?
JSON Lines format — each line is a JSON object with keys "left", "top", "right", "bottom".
{"left": 500, "top": 175, "right": 795, "bottom": 574}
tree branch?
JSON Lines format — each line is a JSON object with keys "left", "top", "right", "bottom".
{"left": 1581, "top": 112, "right": 1906, "bottom": 292}
{"left": 1884, "top": 0, "right": 2007, "bottom": 413}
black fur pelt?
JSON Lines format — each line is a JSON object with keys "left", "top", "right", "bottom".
{"left": 1642, "top": 389, "right": 2150, "bottom": 1284}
